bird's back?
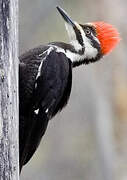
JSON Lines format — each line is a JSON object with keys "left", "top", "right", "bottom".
{"left": 19, "top": 44, "right": 72, "bottom": 170}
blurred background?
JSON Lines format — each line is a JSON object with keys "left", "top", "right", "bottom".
{"left": 19, "top": 0, "right": 127, "bottom": 180}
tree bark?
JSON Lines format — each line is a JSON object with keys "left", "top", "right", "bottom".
{"left": 0, "top": 0, "right": 19, "bottom": 179}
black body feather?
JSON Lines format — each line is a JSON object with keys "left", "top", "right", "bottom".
{"left": 19, "top": 44, "right": 72, "bottom": 171}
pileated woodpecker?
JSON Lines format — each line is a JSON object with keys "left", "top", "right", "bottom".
{"left": 19, "top": 6, "right": 120, "bottom": 171}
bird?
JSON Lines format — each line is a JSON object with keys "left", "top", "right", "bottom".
{"left": 19, "top": 6, "right": 120, "bottom": 171}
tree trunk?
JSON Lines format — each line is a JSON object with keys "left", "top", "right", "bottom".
{"left": 0, "top": 0, "right": 19, "bottom": 179}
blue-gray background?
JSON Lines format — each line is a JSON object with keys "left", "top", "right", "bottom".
{"left": 20, "top": 1, "right": 127, "bottom": 180}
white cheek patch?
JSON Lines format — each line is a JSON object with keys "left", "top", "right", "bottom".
{"left": 65, "top": 22, "right": 82, "bottom": 51}
{"left": 83, "top": 35, "right": 98, "bottom": 59}
{"left": 75, "top": 22, "right": 98, "bottom": 60}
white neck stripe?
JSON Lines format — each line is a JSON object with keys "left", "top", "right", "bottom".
{"left": 50, "top": 45, "right": 85, "bottom": 63}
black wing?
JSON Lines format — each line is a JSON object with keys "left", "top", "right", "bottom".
{"left": 19, "top": 48, "right": 72, "bottom": 170}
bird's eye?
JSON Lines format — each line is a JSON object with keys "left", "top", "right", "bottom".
{"left": 85, "top": 28, "right": 91, "bottom": 35}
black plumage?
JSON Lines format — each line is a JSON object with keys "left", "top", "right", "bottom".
{"left": 19, "top": 44, "right": 72, "bottom": 171}
{"left": 19, "top": 6, "right": 104, "bottom": 172}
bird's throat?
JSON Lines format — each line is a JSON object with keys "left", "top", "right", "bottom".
{"left": 49, "top": 42, "right": 86, "bottom": 66}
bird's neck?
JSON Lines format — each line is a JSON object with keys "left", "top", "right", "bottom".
{"left": 49, "top": 42, "right": 87, "bottom": 67}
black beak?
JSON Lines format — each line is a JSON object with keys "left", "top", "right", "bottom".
{"left": 56, "top": 6, "right": 75, "bottom": 27}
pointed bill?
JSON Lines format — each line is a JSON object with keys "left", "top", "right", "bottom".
{"left": 56, "top": 6, "right": 75, "bottom": 27}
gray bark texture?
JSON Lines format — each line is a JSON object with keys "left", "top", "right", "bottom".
{"left": 0, "top": 0, "right": 19, "bottom": 179}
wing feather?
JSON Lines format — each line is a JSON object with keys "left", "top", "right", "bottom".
{"left": 19, "top": 48, "right": 72, "bottom": 170}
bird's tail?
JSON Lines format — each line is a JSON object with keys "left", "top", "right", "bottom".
{"left": 19, "top": 111, "right": 49, "bottom": 173}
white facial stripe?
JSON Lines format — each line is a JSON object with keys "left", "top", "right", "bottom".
{"left": 65, "top": 22, "right": 82, "bottom": 51}
{"left": 74, "top": 22, "right": 98, "bottom": 59}
{"left": 50, "top": 45, "right": 85, "bottom": 63}
{"left": 91, "top": 32, "right": 100, "bottom": 44}
{"left": 83, "top": 36, "right": 98, "bottom": 59}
